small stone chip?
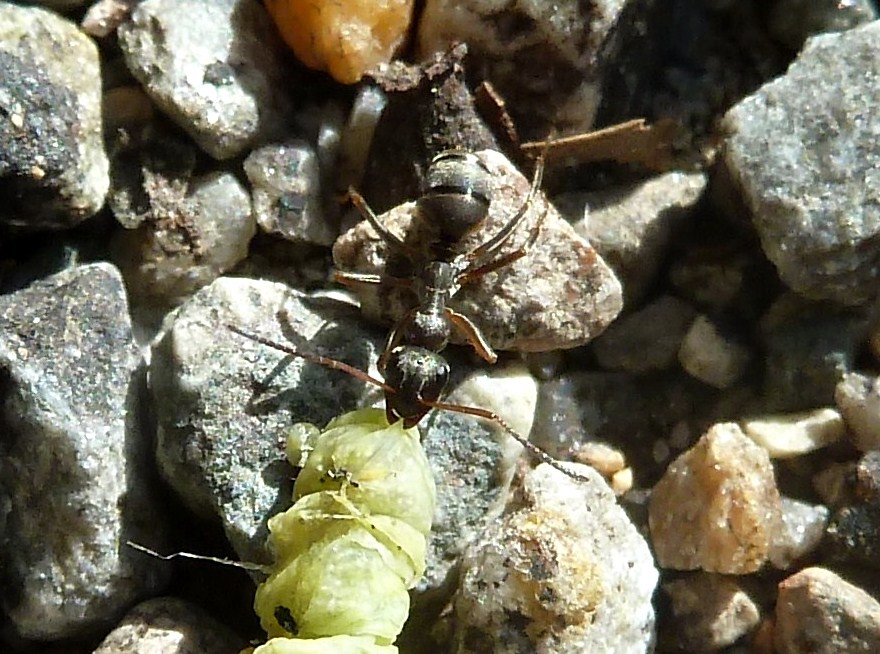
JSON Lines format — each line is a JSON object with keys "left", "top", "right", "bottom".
{"left": 678, "top": 315, "right": 751, "bottom": 389}
{"left": 739, "top": 407, "right": 845, "bottom": 458}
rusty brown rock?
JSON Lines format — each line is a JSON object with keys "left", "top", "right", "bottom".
{"left": 333, "top": 149, "right": 623, "bottom": 352}
{"left": 662, "top": 573, "right": 761, "bottom": 653}
{"left": 775, "top": 567, "right": 880, "bottom": 654}
{"left": 648, "top": 422, "right": 784, "bottom": 574}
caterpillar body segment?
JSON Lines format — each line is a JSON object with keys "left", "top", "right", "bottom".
{"left": 253, "top": 409, "right": 436, "bottom": 653}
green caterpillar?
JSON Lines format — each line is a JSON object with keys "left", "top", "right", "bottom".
{"left": 252, "top": 408, "right": 436, "bottom": 654}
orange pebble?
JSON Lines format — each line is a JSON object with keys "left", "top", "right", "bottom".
{"left": 265, "top": 0, "right": 415, "bottom": 84}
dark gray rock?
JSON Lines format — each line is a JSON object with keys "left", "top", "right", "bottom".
{"left": 0, "top": 4, "right": 109, "bottom": 228}
{"left": 118, "top": 0, "right": 294, "bottom": 160}
{"left": 825, "top": 451, "right": 880, "bottom": 570}
{"left": 668, "top": 243, "right": 778, "bottom": 320}
{"left": 592, "top": 295, "right": 697, "bottom": 373}
{"left": 760, "top": 296, "right": 867, "bottom": 411}
{"left": 723, "top": 21, "right": 880, "bottom": 305}
{"left": 0, "top": 263, "right": 169, "bottom": 640}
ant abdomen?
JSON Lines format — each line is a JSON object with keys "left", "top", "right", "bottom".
{"left": 418, "top": 151, "right": 492, "bottom": 242}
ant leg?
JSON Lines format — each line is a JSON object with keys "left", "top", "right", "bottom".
{"left": 424, "top": 399, "right": 592, "bottom": 484}
{"left": 226, "top": 324, "right": 394, "bottom": 394}
{"left": 455, "top": 203, "right": 548, "bottom": 285}
{"left": 460, "top": 140, "right": 549, "bottom": 266}
{"left": 444, "top": 308, "right": 497, "bottom": 364}
{"left": 334, "top": 270, "right": 384, "bottom": 287}
{"left": 348, "top": 187, "right": 415, "bottom": 256}
{"left": 333, "top": 270, "right": 415, "bottom": 289}
{"left": 377, "top": 315, "right": 407, "bottom": 373}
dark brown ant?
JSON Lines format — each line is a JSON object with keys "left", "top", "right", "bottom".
{"left": 335, "top": 149, "right": 547, "bottom": 409}
{"left": 228, "top": 143, "right": 587, "bottom": 482}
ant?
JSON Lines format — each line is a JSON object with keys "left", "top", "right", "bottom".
{"left": 228, "top": 143, "right": 587, "bottom": 482}
{"left": 337, "top": 150, "right": 546, "bottom": 377}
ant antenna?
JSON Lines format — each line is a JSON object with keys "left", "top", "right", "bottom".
{"left": 426, "top": 399, "right": 592, "bottom": 484}
{"left": 225, "top": 324, "right": 394, "bottom": 395}
{"left": 126, "top": 541, "right": 269, "bottom": 574}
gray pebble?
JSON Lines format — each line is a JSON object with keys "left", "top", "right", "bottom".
{"left": 150, "top": 277, "right": 383, "bottom": 563}
{"left": 835, "top": 371, "right": 880, "bottom": 453}
{"left": 0, "top": 263, "right": 169, "bottom": 640}
{"left": 565, "top": 171, "right": 707, "bottom": 304}
{"left": 678, "top": 315, "right": 752, "bottom": 389}
{"left": 722, "top": 21, "right": 880, "bottom": 305}
{"left": 119, "top": 0, "right": 293, "bottom": 160}
{"left": 452, "top": 463, "right": 658, "bottom": 654}
{"left": 93, "top": 596, "right": 246, "bottom": 654}
{"left": 244, "top": 141, "right": 337, "bottom": 246}
{"left": 112, "top": 171, "right": 256, "bottom": 308}
{"left": 0, "top": 4, "right": 109, "bottom": 228}
{"left": 770, "top": 497, "right": 829, "bottom": 570}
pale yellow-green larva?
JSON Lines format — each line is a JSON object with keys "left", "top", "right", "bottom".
{"left": 252, "top": 408, "right": 436, "bottom": 654}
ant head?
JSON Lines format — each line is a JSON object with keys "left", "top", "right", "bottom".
{"left": 418, "top": 151, "right": 491, "bottom": 242}
{"left": 383, "top": 345, "right": 450, "bottom": 428}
